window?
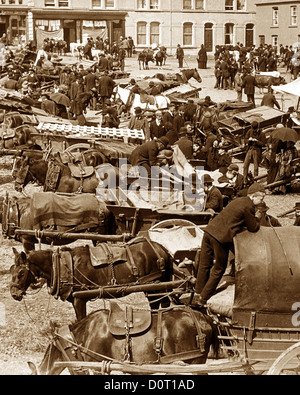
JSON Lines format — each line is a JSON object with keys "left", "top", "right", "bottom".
{"left": 183, "top": 22, "right": 193, "bottom": 46}
{"left": 195, "top": 0, "right": 204, "bottom": 9}
{"left": 237, "top": 0, "right": 245, "bottom": 10}
{"left": 105, "top": 0, "right": 114, "bottom": 7}
{"left": 58, "top": 0, "right": 69, "bottom": 6}
{"left": 272, "top": 35, "right": 278, "bottom": 50}
{"left": 291, "top": 6, "right": 297, "bottom": 26}
{"left": 183, "top": 0, "right": 204, "bottom": 10}
{"left": 150, "top": 0, "right": 158, "bottom": 9}
{"left": 183, "top": 0, "right": 192, "bottom": 9}
{"left": 44, "top": 0, "right": 55, "bottom": 6}
{"left": 137, "top": 22, "right": 147, "bottom": 45}
{"left": 150, "top": 22, "right": 159, "bottom": 45}
{"left": 92, "top": 0, "right": 101, "bottom": 7}
{"left": 225, "top": 0, "right": 233, "bottom": 11}
{"left": 225, "top": 23, "right": 234, "bottom": 44}
{"left": 272, "top": 7, "right": 279, "bottom": 26}
{"left": 137, "top": 0, "right": 147, "bottom": 9}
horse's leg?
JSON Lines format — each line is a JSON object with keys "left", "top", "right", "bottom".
{"left": 73, "top": 298, "right": 87, "bottom": 321}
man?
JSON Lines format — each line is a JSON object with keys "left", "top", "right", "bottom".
{"left": 175, "top": 127, "right": 194, "bottom": 160}
{"left": 242, "top": 71, "right": 257, "bottom": 106}
{"left": 222, "top": 163, "right": 245, "bottom": 197}
{"left": 255, "top": 202, "right": 282, "bottom": 227}
{"left": 150, "top": 110, "right": 165, "bottom": 140}
{"left": 131, "top": 136, "right": 169, "bottom": 176}
{"left": 176, "top": 44, "right": 184, "bottom": 68}
{"left": 234, "top": 69, "right": 243, "bottom": 102}
{"left": 261, "top": 90, "right": 280, "bottom": 110}
{"left": 243, "top": 121, "right": 266, "bottom": 183}
{"left": 203, "top": 174, "right": 223, "bottom": 214}
{"left": 98, "top": 71, "right": 115, "bottom": 108}
{"left": 193, "top": 182, "right": 265, "bottom": 307}
{"left": 128, "top": 107, "right": 150, "bottom": 141}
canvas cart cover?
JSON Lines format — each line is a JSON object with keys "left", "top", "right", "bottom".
{"left": 233, "top": 226, "right": 300, "bottom": 327}
{"left": 31, "top": 192, "right": 100, "bottom": 229}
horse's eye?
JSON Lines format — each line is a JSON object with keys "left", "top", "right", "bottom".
{"left": 18, "top": 270, "right": 25, "bottom": 279}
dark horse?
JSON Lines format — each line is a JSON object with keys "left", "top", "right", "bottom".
{"left": 10, "top": 237, "right": 173, "bottom": 320}
{"left": 28, "top": 305, "right": 218, "bottom": 375}
{"left": 12, "top": 150, "right": 109, "bottom": 194}
{"left": 2, "top": 193, "right": 113, "bottom": 253}
{"left": 138, "top": 49, "right": 154, "bottom": 70}
{"left": 177, "top": 68, "right": 202, "bottom": 84}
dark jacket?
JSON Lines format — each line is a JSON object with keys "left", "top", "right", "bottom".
{"left": 204, "top": 196, "right": 260, "bottom": 244}
{"left": 205, "top": 186, "right": 223, "bottom": 212}
{"left": 150, "top": 120, "right": 165, "bottom": 140}
{"left": 175, "top": 136, "right": 193, "bottom": 160}
{"left": 242, "top": 74, "right": 257, "bottom": 95}
{"left": 134, "top": 140, "right": 160, "bottom": 167}
{"left": 245, "top": 128, "right": 267, "bottom": 153}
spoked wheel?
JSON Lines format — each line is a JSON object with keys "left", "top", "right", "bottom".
{"left": 149, "top": 219, "right": 196, "bottom": 231}
{"left": 64, "top": 143, "right": 91, "bottom": 154}
{"left": 267, "top": 342, "right": 300, "bottom": 375}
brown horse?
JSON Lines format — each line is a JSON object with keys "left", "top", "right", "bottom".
{"left": 177, "top": 68, "right": 202, "bottom": 83}
{"left": 2, "top": 193, "right": 113, "bottom": 253}
{"left": 12, "top": 150, "right": 108, "bottom": 194}
{"left": 10, "top": 237, "right": 173, "bottom": 320}
{"left": 28, "top": 305, "right": 218, "bottom": 375}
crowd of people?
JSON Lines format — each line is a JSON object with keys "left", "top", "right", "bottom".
{"left": 213, "top": 43, "right": 300, "bottom": 106}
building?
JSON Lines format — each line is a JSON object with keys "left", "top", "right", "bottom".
{"left": 14, "top": 0, "right": 256, "bottom": 52}
{"left": 1, "top": 0, "right": 257, "bottom": 53}
{"left": 0, "top": 0, "right": 29, "bottom": 45}
{"left": 124, "top": 0, "right": 256, "bottom": 54}
{"left": 256, "top": 0, "right": 300, "bottom": 48}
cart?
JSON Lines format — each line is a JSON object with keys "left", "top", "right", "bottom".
{"left": 41, "top": 226, "right": 300, "bottom": 375}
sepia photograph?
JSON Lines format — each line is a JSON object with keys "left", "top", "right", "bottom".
{"left": 0, "top": 0, "right": 299, "bottom": 377}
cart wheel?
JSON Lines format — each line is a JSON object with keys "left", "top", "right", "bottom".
{"left": 64, "top": 143, "right": 91, "bottom": 153}
{"left": 267, "top": 342, "right": 300, "bottom": 375}
{"left": 149, "top": 219, "right": 196, "bottom": 230}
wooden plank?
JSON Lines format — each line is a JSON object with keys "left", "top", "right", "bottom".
{"left": 53, "top": 360, "right": 246, "bottom": 374}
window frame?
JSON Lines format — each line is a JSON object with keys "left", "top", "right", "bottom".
{"left": 291, "top": 5, "right": 297, "bottom": 26}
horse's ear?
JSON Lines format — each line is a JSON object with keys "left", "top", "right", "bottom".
{"left": 12, "top": 247, "right": 19, "bottom": 257}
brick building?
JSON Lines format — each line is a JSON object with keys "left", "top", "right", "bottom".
{"left": 256, "top": 0, "right": 300, "bottom": 48}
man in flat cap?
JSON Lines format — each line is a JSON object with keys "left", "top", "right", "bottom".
{"left": 193, "top": 182, "right": 265, "bottom": 307}
{"left": 243, "top": 121, "right": 267, "bottom": 185}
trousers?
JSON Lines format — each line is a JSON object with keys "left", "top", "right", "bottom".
{"left": 195, "top": 232, "right": 231, "bottom": 302}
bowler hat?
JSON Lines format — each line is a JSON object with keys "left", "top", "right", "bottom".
{"left": 203, "top": 174, "right": 214, "bottom": 184}
{"left": 251, "top": 121, "right": 259, "bottom": 130}
{"left": 157, "top": 136, "right": 169, "bottom": 147}
{"left": 135, "top": 107, "right": 142, "bottom": 114}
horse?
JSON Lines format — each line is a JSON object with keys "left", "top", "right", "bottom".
{"left": 28, "top": 305, "right": 218, "bottom": 375}
{"left": 114, "top": 86, "right": 170, "bottom": 114}
{"left": 2, "top": 193, "right": 113, "bottom": 253}
{"left": 12, "top": 150, "right": 107, "bottom": 194}
{"left": 54, "top": 40, "right": 67, "bottom": 56}
{"left": 154, "top": 47, "right": 167, "bottom": 67}
{"left": 10, "top": 236, "right": 173, "bottom": 320}
{"left": 0, "top": 124, "right": 39, "bottom": 149}
{"left": 178, "top": 68, "right": 202, "bottom": 84}
{"left": 255, "top": 73, "right": 286, "bottom": 93}
{"left": 138, "top": 49, "right": 154, "bottom": 70}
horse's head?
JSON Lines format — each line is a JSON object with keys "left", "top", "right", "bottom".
{"left": 10, "top": 247, "right": 37, "bottom": 301}
{"left": 193, "top": 68, "right": 202, "bottom": 83}
{"left": 13, "top": 151, "right": 44, "bottom": 192}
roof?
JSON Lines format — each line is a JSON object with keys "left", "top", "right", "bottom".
{"left": 272, "top": 77, "right": 300, "bottom": 97}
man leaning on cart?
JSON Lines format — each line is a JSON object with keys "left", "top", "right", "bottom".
{"left": 193, "top": 182, "right": 265, "bottom": 308}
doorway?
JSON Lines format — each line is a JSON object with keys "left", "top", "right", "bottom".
{"left": 204, "top": 23, "right": 213, "bottom": 52}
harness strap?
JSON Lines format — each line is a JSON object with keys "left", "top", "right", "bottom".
{"left": 144, "top": 237, "right": 166, "bottom": 273}
{"left": 125, "top": 245, "right": 139, "bottom": 279}
{"left": 154, "top": 307, "right": 163, "bottom": 362}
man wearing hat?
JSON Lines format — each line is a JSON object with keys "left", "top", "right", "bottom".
{"left": 175, "top": 127, "right": 194, "bottom": 160}
{"left": 243, "top": 121, "right": 267, "bottom": 184}
{"left": 193, "top": 181, "right": 265, "bottom": 307}
{"left": 223, "top": 163, "right": 245, "bottom": 197}
{"left": 150, "top": 110, "right": 165, "bottom": 140}
{"left": 130, "top": 136, "right": 169, "bottom": 176}
{"left": 203, "top": 174, "right": 223, "bottom": 214}
{"left": 255, "top": 201, "right": 282, "bottom": 227}
{"left": 128, "top": 107, "right": 150, "bottom": 141}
